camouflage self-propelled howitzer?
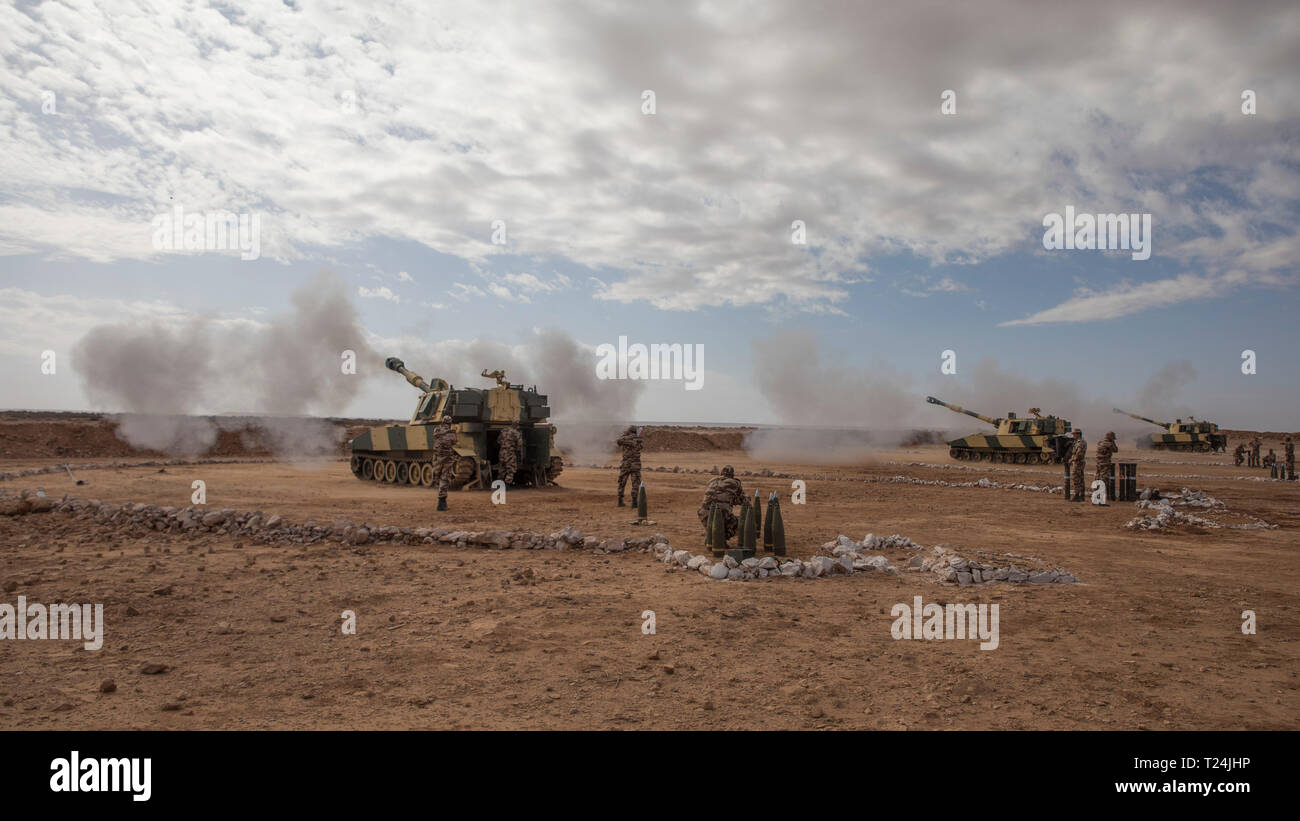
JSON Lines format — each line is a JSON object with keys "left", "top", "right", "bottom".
{"left": 925, "top": 396, "right": 1074, "bottom": 464}
{"left": 1112, "top": 408, "right": 1227, "bottom": 452}
{"left": 349, "top": 358, "right": 563, "bottom": 489}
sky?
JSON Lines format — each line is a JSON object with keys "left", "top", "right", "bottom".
{"left": 1, "top": 0, "right": 1297, "bottom": 432}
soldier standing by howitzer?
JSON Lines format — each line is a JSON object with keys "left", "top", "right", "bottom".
{"left": 1067, "top": 429, "right": 1087, "bottom": 502}
{"left": 616, "top": 425, "right": 643, "bottom": 507}
{"left": 497, "top": 421, "right": 524, "bottom": 485}
{"left": 1285, "top": 435, "right": 1295, "bottom": 480}
{"left": 698, "top": 466, "right": 745, "bottom": 540}
{"left": 431, "top": 415, "right": 458, "bottom": 510}
{"left": 1250, "top": 436, "right": 1262, "bottom": 468}
{"left": 1233, "top": 442, "right": 1246, "bottom": 467}
{"left": 1095, "top": 431, "right": 1118, "bottom": 500}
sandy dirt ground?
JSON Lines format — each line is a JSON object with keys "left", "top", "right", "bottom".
{"left": 1, "top": 436, "right": 1297, "bottom": 730}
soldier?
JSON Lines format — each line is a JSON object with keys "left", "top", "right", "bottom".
{"left": 497, "top": 421, "right": 524, "bottom": 485}
{"left": 1250, "top": 435, "right": 1262, "bottom": 468}
{"left": 1285, "top": 434, "right": 1295, "bottom": 480}
{"left": 1067, "top": 429, "right": 1087, "bottom": 502}
{"left": 1233, "top": 442, "right": 1246, "bottom": 467}
{"left": 1263, "top": 449, "right": 1276, "bottom": 469}
{"left": 615, "top": 425, "right": 642, "bottom": 507}
{"left": 697, "top": 465, "right": 746, "bottom": 540}
{"left": 1095, "top": 430, "right": 1119, "bottom": 498}
{"left": 431, "top": 414, "right": 459, "bottom": 511}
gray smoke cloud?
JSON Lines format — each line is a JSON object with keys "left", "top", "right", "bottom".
{"left": 750, "top": 330, "right": 1200, "bottom": 457}
{"left": 1136, "top": 360, "right": 1198, "bottom": 420}
{"left": 74, "top": 271, "right": 375, "bottom": 455}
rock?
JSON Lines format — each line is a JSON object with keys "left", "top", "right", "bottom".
{"left": 140, "top": 663, "right": 168, "bottom": 675}
{"left": 810, "top": 556, "right": 835, "bottom": 576}
{"left": 1007, "top": 569, "right": 1029, "bottom": 583}
{"left": 2, "top": 580, "right": 17, "bottom": 593}
{"left": 686, "top": 556, "right": 709, "bottom": 570}
{"left": 708, "top": 563, "right": 729, "bottom": 580}
{"left": 602, "top": 538, "right": 627, "bottom": 552}
{"left": 741, "top": 558, "right": 760, "bottom": 568}
{"left": 836, "top": 555, "right": 854, "bottom": 574}
{"left": 722, "top": 555, "right": 739, "bottom": 569}
{"left": 780, "top": 562, "right": 802, "bottom": 577}
{"left": 215, "top": 622, "right": 232, "bottom": 635}
{"left": 758, "top": 556, "right": 777, "bottom": 570}
{"left": 956, "top": 571, "right": 973, "bottom": 586}
{"left": 726, "top": 567, "right": 745, "bottom": 580}
{"left": 1028, "top": 570, "right": 1059, "bottom": 584}
{"left": 99, "top": 679, "right": 116, "bottom": 693}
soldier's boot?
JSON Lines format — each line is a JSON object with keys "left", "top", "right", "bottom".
{"left": 617, "top": 497, "right": 625, "bottom": 507}
{"left": 437, "top": 496, "right": 448, "bottom": 511}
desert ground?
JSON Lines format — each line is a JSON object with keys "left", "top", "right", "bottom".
{"left": 0, "top": 416, "right": 1296, "bottom": 729}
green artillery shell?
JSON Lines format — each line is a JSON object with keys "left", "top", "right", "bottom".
{"left": 763, "top": 491, "right": 775, "bottom": 550}
{"left": 752, "top": 490, "right": 762, "bottom": 544}
{"left": 742, "top": 504, "right": 756, "bottom": 552}
{"left": 772, "top": 498, "right": 786, "bottom": 556}
{"left": 637, "top": 482, "right": 648, "bottom": 519}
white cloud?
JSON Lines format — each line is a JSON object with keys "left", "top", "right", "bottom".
{"left": 358, "top": 285, "right": 400, "bottom": 303}
{"left": 396, "top": 271, "right": 413, "bottom": 283}
{"left": 0, "top": 1, "right": 1296, "bottom": 316}
{"left": 999, "top": 272, "right": 1245, "bottom": 326}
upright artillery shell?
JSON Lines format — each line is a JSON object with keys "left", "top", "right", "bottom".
{"left": 772, "top": 496, "right": 786, "bottom": 556}
{"left": 741, "top": 504, "right": 756, "bottom": 557}
{"left": 636, "top": 482, "right": 648, "bottom": 519}
{"left": 763, "top": 491, "right": 776, "bottom": 551}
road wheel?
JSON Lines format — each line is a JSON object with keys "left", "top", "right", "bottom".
{"left": 420, "top": 462, "right": 435, "bottom": 487}
{"left": 450, "top": 455, "right": 478, "bottom": 489}
{"left": 350, "top": 456, "right": 363, "bottom": 477}
{"left": 383, "top": 460, "right": 397, "bottom": 483}
{"left": 362, "top": 458, "right": 375, "bottom": 480}
{"left": 396, "top": 462, "right": 409, "bottom": 484}
{"left": 408, "top": 461, "right": 422, "bottom": 485}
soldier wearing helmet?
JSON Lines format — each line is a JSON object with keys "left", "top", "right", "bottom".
{"left": 431, "top": 413, "right": 459, "bottom": 510}
{"left": 698, "top": 465, "right": 745, "bottom": 539}
{"left": 615, "top": 425, "right": 643, "bottom": 507}
{"left": 1094, "top": 430, "right": 1119, "bottom": 502}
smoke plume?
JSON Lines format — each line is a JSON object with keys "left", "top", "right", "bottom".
{"left": 74, "top": 271, "right": 376, "bottom": 455}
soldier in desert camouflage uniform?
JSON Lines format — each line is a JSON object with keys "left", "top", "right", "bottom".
{"left": 1233, "top": 442, "right": 1246, "bottom": 467}
{"left": 615, "top": 426, "right": 642, "bottom": 507}
{"left": 1285, "top": 435, "right": 1295, "bottom": 480}
{"left": 1067, "top": 429, "right": 1087, "bottom": 501}
{"left": 1250, "top": 436, "right": 1262, "bottom": 468}
{"left": 1094, "top": 431, "right": 1119, "bottom": 498}
{"left": 497, "top": 422, "right": 524, "bottom": 485}
{"left": 431, "top": 415, "right": 459, "bottom": 510}
{"left": 697, "top": 465, "right": 746, "bottom": 540}
{"left": 1263, "top": 449, "right": 1276, "bottom": 469}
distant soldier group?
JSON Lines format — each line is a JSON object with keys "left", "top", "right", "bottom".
{"left": 1233, "top": 434, "right": 1294, "bottom": 476}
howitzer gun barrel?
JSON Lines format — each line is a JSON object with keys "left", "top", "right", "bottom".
{"left": 386, "top": 357, "right": 432, "bottom": 393}
{"left": 1112, "top": 408, "right": 1167, "bottom": 428}
{"left": 926, "top": 396, "right": 1000, "bottom": 427}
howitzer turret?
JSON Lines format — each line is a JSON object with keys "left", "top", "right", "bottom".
{"left": 348, "top": 357, "right": 564, "bottom": 490}
{"left": 926, "top": 395, "right": 1074, "bottom": 464}
{"left": 1112, "top": 407, "right": 1226, "bottom": 452}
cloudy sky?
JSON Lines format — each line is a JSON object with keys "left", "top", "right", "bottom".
{"left": 1, "top": 0, "right": 1297, "bottom": 429}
